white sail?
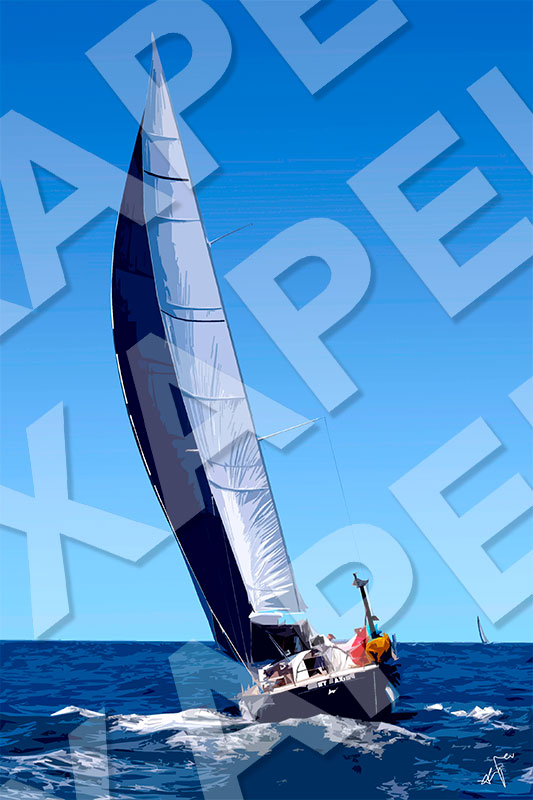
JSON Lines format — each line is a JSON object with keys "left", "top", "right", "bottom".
{"left": 477, "top": 615, "right": 489, "bottom": 644}
{"left": 142, "top": 40, "right": 302, "bottom": 615}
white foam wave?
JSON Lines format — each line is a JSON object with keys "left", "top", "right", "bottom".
{"left": 425, "top": 703, "right": 507, "bottom": 725}
{"left": 451, "top": 705, "right": 503, "bottom": 720}
{"left": 51, "top": 706, "right": 104, "bottom": 718}
{"left": 105, "top": 707, "right": 434, "bottom": 764}
{"left": 110, "top": 708, "right": 248, "bottom": 735}
{"left": 278, "top": 714, "right": 432, "bottom": 757}
{"left": 167, "top": 719, "right": 280, "bottom": 761}
{"left": 51, "top": 704, "right": 434, "bottom": 758}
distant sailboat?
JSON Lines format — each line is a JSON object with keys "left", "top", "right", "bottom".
{"left": 112, "top": 36, "right": 400, "bottom": 723}
{"left": 477, "top": 616, "right": 490, "bottom": 644}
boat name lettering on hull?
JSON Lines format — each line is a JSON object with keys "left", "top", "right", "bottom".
{"left": 314, "top": 672, "right": 365, "bottom": 690}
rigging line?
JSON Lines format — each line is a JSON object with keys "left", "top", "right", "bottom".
{"left": 323, "top": 416, "right": 361, "bottom": 562}
{"left": 209, "top": 223, "right": 253, "bottom": 246}
{"left": 267, "top": 631, "right": 288, "bottom": 660}
{"left": 146, "top": 473, "right": 255, "bottom": 679}
{"left": 178, "top": 527, "right": 254, "bottom": 678}
{"left": 257, "top": 418, "right": 319, "bottom": 441}
{"left": 220, "top": 506, "right": 251, "bottom": 665}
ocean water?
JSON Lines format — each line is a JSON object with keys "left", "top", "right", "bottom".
{"left": 0, "top": 641, "right": 531, "bottom": 799}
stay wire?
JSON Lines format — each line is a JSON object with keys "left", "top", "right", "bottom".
{"left": 322, "top": 416, "right": 362, "bottom": 564}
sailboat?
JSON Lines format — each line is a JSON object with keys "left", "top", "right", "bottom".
{"left": 111, "top": 37, "right": 400, "bottom": 723}
{"left": 477, "top": 615, "right": 490, "bottom": 644}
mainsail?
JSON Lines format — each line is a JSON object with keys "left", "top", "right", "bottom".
{"left": 112, "top": 39, "right": 303, "bottom": 663}
{"left": 111, "top": 127, "right": 254, "bottom": 663}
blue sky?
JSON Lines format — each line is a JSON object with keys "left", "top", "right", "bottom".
{"left": 1, "top": 0, "right": 531, "bottom": 643}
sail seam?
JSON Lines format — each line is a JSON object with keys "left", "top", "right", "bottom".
{"left": 144, "top": 170, "right": 188, "bottom": 181}
{"left": 207, "top": 461, "right": 262, "bottom": 469}
{"left": 151, "top": 215, "right": 201, "bottom": 223}
{"left": 143, "top": 131, "right": 181, "bottom": 141}
{"left": 180, "top": 388, "right": 245, "bottom": 401}
{"left": 163, "top": 304, "right": 224, "bottom": 312}
{"left": 161, "top": 309, "right": 225, "bottom": 323}
{"left": 208, "top": 481, "right": 269, "bottom": 493}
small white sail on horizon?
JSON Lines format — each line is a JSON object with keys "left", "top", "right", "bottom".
{"left": 477, "top": 615, "right": 490, "bottom": 644}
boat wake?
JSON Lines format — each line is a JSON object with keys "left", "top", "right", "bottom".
{"left": 111, "top": 707, "right": 249, "bottom": 735}
{"left": 2, "top": 703, "right": 434, "bottom": 799}
{"left": 44, "top": 704, "right": 433, "bottom": 762}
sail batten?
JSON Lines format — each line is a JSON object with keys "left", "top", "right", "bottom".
{"left": 141, "top": 39, "right": 303, "bottom": 616}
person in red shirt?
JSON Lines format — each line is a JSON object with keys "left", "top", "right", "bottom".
{"left": 349, "top": 627, "right": 368, "bottom": 666}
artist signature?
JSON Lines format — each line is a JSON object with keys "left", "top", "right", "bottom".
{"left": 480, "top": 753, "right": 515, "bottom": 788}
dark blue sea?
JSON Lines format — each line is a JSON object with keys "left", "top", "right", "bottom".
{"left": 0, "top": 641, "right": 531, "bottom": 799}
